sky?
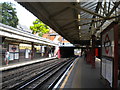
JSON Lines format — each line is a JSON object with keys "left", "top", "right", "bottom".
{"left": 0, "top": 0, "right": 37, "bottom": 29}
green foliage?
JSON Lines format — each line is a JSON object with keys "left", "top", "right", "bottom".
{"left": 30, "top": 19, "right": 50, "bottom": 37}
{"left": 0, "top": 2, "right": 18, "bottom": 28}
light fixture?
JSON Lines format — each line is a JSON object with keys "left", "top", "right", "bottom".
{"left": 79, "top": 26, "right": 81, "bottom": 29}
{"left": 76, "top": 0, "right": 80, "bottom": 3}
{"left": 78, "top": 14, "right": 80, "bottom": 21}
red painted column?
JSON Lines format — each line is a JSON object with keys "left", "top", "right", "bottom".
{"left": 91, "top": 35, "right": 96, "bottom": 68}
{"left": 57, "top": 48, "right": 61, "bottom": 59}
{"left": 95, "top": 48, "right": 98, "bottom": 57}
{"left": 90, "top": 50, "right": 92, "bottom": 64}
{"left": 86, "top": 50, "right": 89, "bottom": 63}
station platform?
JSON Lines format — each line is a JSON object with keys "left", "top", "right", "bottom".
{"left": 0, "top": 57, "right": 57, "bottom": 71}
{"left": 57, "top": 56, "right": 106, "bottom": 88}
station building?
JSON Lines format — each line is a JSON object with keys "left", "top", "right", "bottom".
{"left": 0, "top": 0, "right": 120, "bottom": 88}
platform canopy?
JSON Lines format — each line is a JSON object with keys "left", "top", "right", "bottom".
{"left": 16, "top": 0, "right": 120, "bottom": 45}
{"left": 0, "top": 23, "right": 58, "bottom": 46}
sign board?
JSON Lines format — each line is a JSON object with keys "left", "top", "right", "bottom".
{"left": 15, "top": 53, "right": 19, "bottom": 59}
{"left": 101, "top": 58, "right": 106, "bottom": 79}
{"left": 102, "top": 28, "right": 114, "bottom": 57}
{"left": 9, "top": 44, "right": 19, "bottom": 60}
{"left": 9, "top": 53, "right": 19, "bottom": 60}
{"left": 41, "top": 46, "right": 45, "bottom": 53}
{"left": 106, "top": 59, "right": 113, "bottom": 87}
{"left": 102, "top": 58, "right": 113, "bottom": 87}
{"left": 9, "top": 45, "right": 19, "bottom": 52}
{"left": 101, "top": 22, "right": 118, "bottom": 88}
{"left": 25, "top": 49, "right": 30, "bottom": 58}
{"left": 9, "top": 53, "right": 14, "bottom": 60}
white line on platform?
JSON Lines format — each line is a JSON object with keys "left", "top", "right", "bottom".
{"left": 53, "top": 57, "right": 79, "bottom": 89}
{"left": 0, "top": 57, "right": 57, "bottom": 71}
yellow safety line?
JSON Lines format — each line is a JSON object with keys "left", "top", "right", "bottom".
{"left": 60, "top": 58, "right": 79, "bottom": 89}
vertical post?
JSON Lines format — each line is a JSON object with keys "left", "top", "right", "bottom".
{"left": 40, "top": 45, "right": 42, "bottom": 57}
{"left": 31, "top": 42, "right": 34, "bottom": 60}
{"left": 113, "top": 23, "right": 118, "bottom": 88}
{"left": 41, "top": 45, "right": 44, "bottom": 57}
{"left": 58, "top": 47, "right": 61, "bottom": 59}
{"left": 44, "top": 46, "right": 48, "bottom": 57}
{"left": 0, "top": 36, "right": 3, "bottom": 68}
{"left": 2, "top": 37, "right": 6, "bottom": 43}
{"left": 92, "top": 35, "right": 96, "bottom": 68}
{"left": 85, "top": 45, "right": 89, "bottom": 62}
{"left": 81, "top": 49, "right": 83, "bottom": 57}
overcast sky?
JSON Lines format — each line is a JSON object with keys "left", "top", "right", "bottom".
{"left": 0, "top": 0, "right": 37, "bottom": 29}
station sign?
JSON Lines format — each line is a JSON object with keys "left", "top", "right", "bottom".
{"left": 102, "top": 28, "right": 114, "bottom": 57}
{"left": 9, "top": 45, "right": 19, "bottom": 60}
{"left": 101, "top": 22, "right": 118, "bottom": 88}
{"left": 9, "top": 45, "right": 19, "bottom": 52}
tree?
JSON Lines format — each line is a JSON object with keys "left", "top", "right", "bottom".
{"left": 30, "top": 19, "right": 50, "bottom": 37}
{"left": 0, "top": 2, "right": 18, "bottom": 28}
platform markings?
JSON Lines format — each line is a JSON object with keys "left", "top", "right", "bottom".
{"left": 0, "top": 57, "right": 57, "bottom": 71}
{"left": 60, "top": 57, "right": 79, "bottom": 89}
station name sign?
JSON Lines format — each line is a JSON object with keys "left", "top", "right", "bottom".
{"left": 102, "top": 28, "right": 114, "bottom": 57}
{"left": 101, "top": 22, "right": 119, "bottom": 88}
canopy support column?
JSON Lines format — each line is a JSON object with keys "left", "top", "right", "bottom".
{"left": 31, "top": 42, "right": 34, "bottom": 60}
{"left": 91, "top": 35, "right": 96, "bottom": 68}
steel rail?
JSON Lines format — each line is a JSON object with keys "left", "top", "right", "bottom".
{"left": 33, "top": 58, "right": 75, "bottom": 90}
{"left": 1, "top": 59, "right": 60, "bottom": 89}
{"left": 9, "top": 58, "right": 72, "bottom": 90}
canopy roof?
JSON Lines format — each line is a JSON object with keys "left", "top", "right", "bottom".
{"left": 17, "top": 0, "right": 120, "bottom": 45}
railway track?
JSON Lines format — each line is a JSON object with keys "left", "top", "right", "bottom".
{"left": 2, "top": 59, "right": 58, "bottom": 81}
{"left": 1, "top": 58, "right": 68, "bottom": 89}
{"left": 6, "top": 57, "right": 76, "bottom": 90}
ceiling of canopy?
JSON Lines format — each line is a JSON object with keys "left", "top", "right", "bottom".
{"left": 17, "top": 0, "right": 120, "bottom": 45}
